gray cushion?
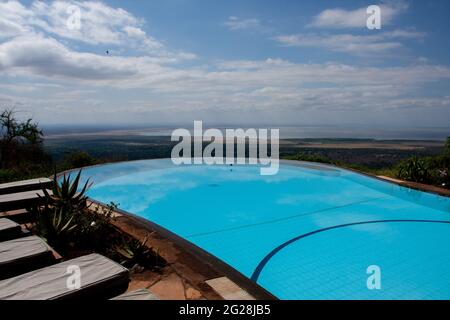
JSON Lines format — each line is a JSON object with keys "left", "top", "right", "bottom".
{"left": 0, "top": 236, "right": 54, "bottom": 279}
{"left": 0, "top": 178, "right": 52, "bottom": 195}
{"left": 0, "top": 253, "right": 129, "bottom": 300}
{"left": 0, "top": 190, "right": 49, "bottom": 211}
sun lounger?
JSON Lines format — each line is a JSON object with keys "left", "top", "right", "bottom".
{"left": 0, "top": 218, "right": 23, "bottom": 241}
{"left": 0, "top": 208, "right": 32, "bottom": 224}
{"left": 0, "top": 190, "right": 50, "bottom": 212}
{"left": 0, "top": 253, "right": 129, "bottom": 300}
{"left": 111, "top": 288, "right": 159, "bottom": 300}
{"left": 0, "top": 178, "right": 52, "bottom": 195}
{"left": 0, "top": 236, "right": 55, "bottom": 280}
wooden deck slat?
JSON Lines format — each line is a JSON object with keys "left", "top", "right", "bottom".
{"left": 0, "top": 178, "right": 53, "bottom": 195}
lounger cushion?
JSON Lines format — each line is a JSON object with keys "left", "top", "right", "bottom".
{"left": 0, "top": 218, "right": 22, "bottom": 241}
{"left": 0, "top": 253, "right": 129, "bottom": 300}
{"left": 0, "top": 236, "right": 55, "bottom": 280}
{"left": 111, "top": 288, "right": 159, "bottom": 300}
{"left": 0, "top": 190, "right": 49, "bottom": 211}
{"left": 0, "top": 178, "right": 52, "bottom": 195}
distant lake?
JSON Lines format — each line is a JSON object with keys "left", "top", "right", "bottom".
{"left": 43, "top": 125, "right": 450, "bottom": 141}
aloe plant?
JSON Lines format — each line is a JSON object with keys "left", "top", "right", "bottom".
{"left": 113, "top": 234, "right": 164, "bottom": 269}
{"left": 41, "top": 170, "right": 92, "bottom": 212}
{"left": 32, "top": 169, "right": 91, "bottom": 251}
{"left": 35, "top": 206, "right": 78, "bottom": 245}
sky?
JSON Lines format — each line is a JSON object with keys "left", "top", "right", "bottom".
{"left": 1, "top": 0, "right": 450, "bottom": 128}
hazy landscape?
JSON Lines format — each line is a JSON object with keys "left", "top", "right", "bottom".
{"left": 43, "top": 126, "right": 446, "bottom": 169}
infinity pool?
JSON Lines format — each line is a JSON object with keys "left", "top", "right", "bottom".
{"left": 78, "top": 159, "right": 450, "bottom": 300}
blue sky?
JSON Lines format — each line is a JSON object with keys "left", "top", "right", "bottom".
{"left": 106, "top": 0, "right": 450, "bottom": 65}
{"left": 1, "top": 0, "right": 450, "bottom": 128}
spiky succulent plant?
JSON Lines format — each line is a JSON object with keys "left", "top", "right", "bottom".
{"left": 41, "top": 170, "right": 92, "bottom": 212}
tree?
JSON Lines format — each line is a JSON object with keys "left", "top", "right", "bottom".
{"left": 0, "top": 108, "right": 43, "bottom": 168}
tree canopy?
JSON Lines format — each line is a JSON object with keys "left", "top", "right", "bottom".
{"left": 0, "top": 108, "right": 44, "bottom": 169}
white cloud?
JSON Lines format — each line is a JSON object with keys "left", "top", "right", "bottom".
{"left": 0, "top": 34, "right": 176, "bottom": 82}
{"left": 30, "top": 0, "right": 144, "bottom": 45}
{"left": 0, "top": 1, "right": 449, "bottom": 126}
{"left": 274, "top": 29, "right": 425, "bottom": 55}
{"left": 224, "top": 16, "right": 264, "bottom": 31}
{"left": 0, "top": 1, "right": 33, "bottom": 38}
{"left": 309, "top": 2, "right": 409, "bottom": 29}
{"left": 0, "top": 18, "right": 27, "bottom": 39}
{"left": 0, "top": 0, "right": 195, "bottom": 59}
{"left": 3, "top": 35, "right": 450, "bottom": 117}
{"left": 216, "top": 58, "right": 293, "bottom": 70}
{"left": 123, "top": 26, "right": 146, "bottom": 38}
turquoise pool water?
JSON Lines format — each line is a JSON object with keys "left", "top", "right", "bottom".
{"left": 78, "top": 159, "right": 450, "bottom": 300}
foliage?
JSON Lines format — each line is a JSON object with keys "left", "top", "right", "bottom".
{"left": 0, "top": 109, "right": 45, "bottom": 169}
{"left": 397, "top": 156, "right": 429, "bottom": 183}
{"left": 34, "top": 206, "right": 78, "bottom": 247}
{"left": 33, "top": 169, "right": 117, "bottom": 250}
{"left": 31, "top": 170, "right": 91, "bottom": 252}
{"left": 0, "top": 108, "right": 52, "bottom": 182}
{"left": 41, "top": 170, "right": 91, "bottom": 214}
{"left": 113, "top": 234, "right": 164, "bottom": 270}
{"left": 0, "top": 109, "right": 43, "bottom": 144}
{"left": 395, "top": 139, "right": 450, "bottom": 188}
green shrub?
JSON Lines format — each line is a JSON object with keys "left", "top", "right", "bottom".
{"left": 394, "top": 139, "right": 450, "bottom": 188}
{"left": 397, "top": 157, "right": 429, "bottom": 183}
